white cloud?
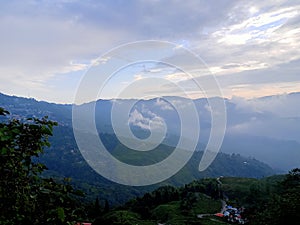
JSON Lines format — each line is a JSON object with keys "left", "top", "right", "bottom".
{"left": 204, "top": 103, "right": 212, "bottom": 112}
{"left": 133, "top": 74, "right": 144, "bottom": 81}
{"left": 154, "top": 98, "right": 174, "bottom": 111}
{"left": 231, "top": 92, "right": 300, "bottom": 118}
{"left": 128, "top": 109, "right": 164, "bottom": 130}
{"left": 209, "top": 61, "right": 269, "bottom": 76}
{"left": 165, "top": 72, "right": 190, "bottom": 82}
{"left": 214, "top": 6, "right": 299, "bottom": 46}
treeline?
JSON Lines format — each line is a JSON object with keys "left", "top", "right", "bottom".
{"left": 125, "top": 179, "right": 220, "bottom": 217}
{"left": 93, "top": 179, "right": 222, "bottom": 225}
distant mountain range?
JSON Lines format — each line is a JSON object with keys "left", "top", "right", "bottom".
{"left": 1, "top": 92, "right": 299, "bottom": 171}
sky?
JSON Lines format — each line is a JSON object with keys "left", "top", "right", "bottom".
{"left": 0, "top": 0, "right": 300, "bottom": 104}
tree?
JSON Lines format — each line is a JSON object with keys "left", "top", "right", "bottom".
{"left": 251, "top": 168, "right": 300, "bottom": 225}
{"left": 276, "top": 168, "right": 300, "bottom": 225}
{"left": 0, "top": 108, "right": 85, "bottom": 224}
{"left": 104, "top": 199, "right": 110, "bottom": 214}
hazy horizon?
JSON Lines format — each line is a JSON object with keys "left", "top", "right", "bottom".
{"left": 1, "top": 90, "right": 300, "bottom": 105}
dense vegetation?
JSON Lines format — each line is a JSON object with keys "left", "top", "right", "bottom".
{"left": 0, "top": 108, "right": 86, "bottom": 224}
{"left": 37, "top": 121, "right": 276, "bottom": 205}
{"left": 44, "top": 126, "right": 275, "bottom": 205}
{"left": 93, "top": 179, "right": 223, "bottom": 225}
{"left": 92, "top": 170, "right": 300, "bottom": 225}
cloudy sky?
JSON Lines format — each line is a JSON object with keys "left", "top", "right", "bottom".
{"left": 0, "top": 0, "right": 300, "bottom": 103}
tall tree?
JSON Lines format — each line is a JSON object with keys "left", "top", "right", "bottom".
{"left": 252, "top": 168, "right": 300, "bottom": 225}
{"left": 0, "top": 108, "right": 84, "bottom": 224}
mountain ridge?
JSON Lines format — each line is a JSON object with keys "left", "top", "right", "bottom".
{"left": 1, "top": 91, "right": 299, "bottom": 171}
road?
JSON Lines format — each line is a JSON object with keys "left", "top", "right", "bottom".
{"left": 197, "top": 177, "right": 228, "bottom": 219}
{"left": 217, "top": 176, "right": 228, "bottom": 213}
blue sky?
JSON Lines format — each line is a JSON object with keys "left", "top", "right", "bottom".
{"left": 0, "top": 0, "right": 300, "bottom": 103}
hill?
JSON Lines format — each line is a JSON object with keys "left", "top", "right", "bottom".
{"left": 41, "top": 124, "right": 275, "bottom": 205}
{"left": 0, "top": 92, "right": 278, "bottom": 205}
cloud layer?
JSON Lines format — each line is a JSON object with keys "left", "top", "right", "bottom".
{"left": 0, "top": 0, "right": 299, "bottom": 103}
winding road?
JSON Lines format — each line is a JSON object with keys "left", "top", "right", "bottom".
{"left": 197, "top": 177, "right": 228, "bottom": 219}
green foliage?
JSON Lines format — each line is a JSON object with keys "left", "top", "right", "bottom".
{"left": 108, "top": 170, "right": 299, "bottom": 224}
{"left": 0, "top": 107, "right": 9, "bottom": 116}
{"left": 199, "top": 217, "right": 228, "bottom": 225}
{"left": 0, "top": 108, "right": 85, "bottom": 224}
{"left": 151, "top": 202, "right": 183, "bottom": 223}
{"left": 250, "top": 168, "right": 300, "bottom": 225}
{"left": 95, "top": 179, "right": 222, "bottom": 224}
{"left": 192, "top": 195, "right": 221, "bottom": 214}
{"left": 93, "top": 210, "right": 156, "bottom": 225}
{"left": 212, "top": 170, "right": 300, "bottom": 225}
{"left": 104, "top": 199, "right": 110, "bottom": 213}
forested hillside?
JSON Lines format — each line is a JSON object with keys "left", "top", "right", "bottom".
{"left": 0, "top": 93, "right": 277, "bottom": 205}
